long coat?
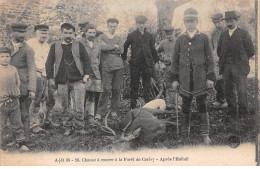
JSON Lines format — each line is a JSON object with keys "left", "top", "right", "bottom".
{"left": 9, "top": 42, "right": 37, "bottom": 96}
{"left": 122, "top": 29, "right": 159, "bottom": 68}
{"left": 166, "top": 31, "right": 215, "bottom": 97}
{"left": 217, "top": 27, "right": 255, "bottom": 76}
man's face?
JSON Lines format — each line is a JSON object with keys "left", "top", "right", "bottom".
{"left": 85, "top": 28, "right": 96, "bottom": 41}
{"left": 36, "top": 30, "right": 49, "bottom": 43}
{"left": 213, "top": 21, "right": 222, "bottom": 29}
{"left": 225, "top": 19, "right": 238, "bottom": 30}
{"left": 0, "top": 53, "right": 11, "bottom": 66}
{"left": 61, "top": 28, "right": 74, "bottom": 43}
{"left": 184, "top": 19, "right": 198, "bottom": 32}
{"left": 136, "top": 22, "right": 145, "bottom": 32}
{"left": 107, "top": 22, "right": 118, "bottom": 34}
{"left": 165, "top": 33, "right": 173, "bottom": 41}
{"left": 12, "top": 31, "right": 26, "bottom": 43}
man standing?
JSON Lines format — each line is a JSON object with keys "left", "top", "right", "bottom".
{"left": 26, "top": 24, "right": 53, "bottom": 133}
{"left": 122, "top": 15, "right": 159, "bottom": 109}
{"left": 46, "top": 23, "right": 91, "bottom": 135}
{"left": 157, "top": 26, "right": 181, "bottom": 109}
{"left": 210, "top": 13, "right": 227, "bottom": 108}
{"left": 217, "top": 11, "right": 254, "bottom": 118}
{"left": 166, "top": 8, "right": 215, "bottom": 144}
{"left": 8, "top": 23, "right": 37, "bottom": 143}
{"left": 80, "top": 24, "right": 103, "bottom": 124}
{"left": 96, "top": 18, "right": 124, "bottom": 120}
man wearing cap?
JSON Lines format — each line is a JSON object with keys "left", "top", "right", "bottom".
{"left": 157, "top": 26, "right": 182, "bottom": 110}
{"left": 96, "top": 18, "right": 125, "bottom": 120}
{"left": 217, "top": 11, "right": 254, "bottom": 118}
{"left": 26, "top": 24, "right": 53, "bottom": 133}
{"left": 8, "top": 23, "right": 37, "bottom": 143}
{"left": 166, "top": 8, "right": 215, "bottom": 144}
{"left": 46, "top": 23, "right": 92, "bottom": 135}
{"left": 122, "top": 15, "right": 159, "bottom": 109}
{"left": 210, "top": 13, "right": 227, "bottom": 108}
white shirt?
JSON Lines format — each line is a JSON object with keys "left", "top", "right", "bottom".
{"left": 87, "top": 40, "right": 93, "bottom": 48}
{"left": 26, "top": 38, "right": 50, "bottom": 76}
{"left": 228, "top": 26, "right": 237, "bottom": 37}
{"left": 12, "top": 40, "right": 22, "bottom": 55}
{"left": 187, "top": 29, "right": 197, "bottom": 38}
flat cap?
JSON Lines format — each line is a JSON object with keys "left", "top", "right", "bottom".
{"left": 184, "top": 8, "right": 198, "bottom": 21}
{"left": 163, "top": 25, "right": 174, "bottom": 34}
{"left": 0, "top": 46, "right": 11, "bottom": 54}
{"left": 83, "top": 23, "right": 96, "bottom": 32}
{"left": 107, "top": 18, "right": 119, "bottom": 24}
{"left": 211, "top": 13, "right": 223, "bottom": 22}
{"left": 11, "top": 23, "right": 27, "bottom": 32}
{"left": 78, "top": 18, "right": 90, "bottom": 29}
{"left": 34, "top": 24, "right": 49, "bottom": 31}
{"left": 61, "top": 23, "right": 75, "bottom": 31}
{"left": 135, "top": 15, "right": 148, "bottom": 23}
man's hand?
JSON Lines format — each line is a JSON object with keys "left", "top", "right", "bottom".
{"left": 83, "top": 75, "right": 89, "bottom": 83}
{"left": 49, "top": 78, "right": 55, "bottom": 88}
{"left": 114, "top": 44, "right": 119, "bottom": 49}
{"left": 154, "top": 62, "right": 159, "bottom": 71}
{"left": 206, "top": 80, "right": 214, "bottom": 89}
{"left": 172, "top": 81, "right": 179, "bottom": 91}
{"left": 123, "top": 60, "right": 129, "bottom": 67}
{"left": 29, "top": 91, "right": 35, "bottom": 100}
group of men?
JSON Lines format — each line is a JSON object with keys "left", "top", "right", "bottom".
{"left": 0, "top": 7, "right": 255, "bottom": 150}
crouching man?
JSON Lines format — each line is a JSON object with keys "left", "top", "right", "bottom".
{"left": 165, "top": 8, "right": 216, "bottom": 144}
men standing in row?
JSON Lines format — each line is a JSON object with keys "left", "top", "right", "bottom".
{"left": 96, "top": 18, "right": 124, "bottom": 120}
{"left": 210, "top": 13, "right": 227, "bottom": 108}
{"left": 8, "top": 23, "right": 37, "bottom": 143}
{"left": 26, "top": 24, "right": 51, "bottom": 133}
{"left": 217, "top": 11, "right": 254, "bottom": 118}
{"left": 46, "top": 23, "right": 92, "bottom": 136}
{"left": 166, "top": 8, "right": 215, "bottom": 144}
{"left": 122, "top": 15, "right": 159, "bottom": 109}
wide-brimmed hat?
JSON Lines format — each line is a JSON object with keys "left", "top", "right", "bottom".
{"left": 222, "top": 11, "right": 240, "bottom": 20}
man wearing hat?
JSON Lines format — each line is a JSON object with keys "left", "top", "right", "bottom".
{"left": 122, "top": 15, "right": 159, "bottom": 109}
{"left": 8, "top": 23, "right": 37, "bottom": 143}
{"left": 157, "top": 26, "right": 182, "bottom": 110}
{"left": 210, "top": 13, "right": 228, "bottom": 108}
{"left": 26, "top": 24, "right": 53, "bottom": 133}
{"left": 217, "top": 11, "right": 254, "bottom": 118}
{"left": 46, "top": 23, "right": 92, "bottom": 136}
{"left": 166, "top": 8, "right": 215, "bottom": 144}
{"left": 96, "top": 18, "right": 125, "bottom": 120}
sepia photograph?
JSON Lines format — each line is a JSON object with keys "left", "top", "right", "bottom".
{"left": 0, "top": 0, "right": 259, "bottom": 166}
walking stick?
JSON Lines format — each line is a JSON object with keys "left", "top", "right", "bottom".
{"left": 175, "top": 88, "right": 179, "bottom": 137}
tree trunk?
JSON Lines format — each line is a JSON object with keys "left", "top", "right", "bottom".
{"left": 155, "top": 0, "right": 191, "bottom": 41}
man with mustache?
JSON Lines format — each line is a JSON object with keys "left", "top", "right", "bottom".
{"left": 26, "top": 24, "right": 53, "bottom": 133}
{"left": 8, "top": 23, "right": 37, "bottom": 145}
{"left": 96, "top": 18, "right": 125, "bottom": 120}
{"left": 217, "top": 11, "right": 254, "bottom": 119}
{"left": 46, "top": 23, "right": 91, "bottom": 136}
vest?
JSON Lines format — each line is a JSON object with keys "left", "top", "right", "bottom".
{"left": 54, "top": 41, "right": 83, "bottom": 77}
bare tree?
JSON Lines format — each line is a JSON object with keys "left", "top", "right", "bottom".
{"left": 155, "top": 0, "right": 191, "bottom": 41}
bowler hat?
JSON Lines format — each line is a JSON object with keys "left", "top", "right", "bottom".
{"left": 34, "top": 24, "right": 49, "bottom": 31}
{"left": 211, "top": 13, "right": 223, "bottom": 23}
{"left": 135, "top": 15, "right": 148, "bottom": 23}
{"left": 11, "top": 23, "right": 27, "bottom": 32}
{"left": 0, "top": 47, "right": 11, "bottom": 54}
{"left": 184, "top": 8, "right": 198, "bottom": 21}
{"left": 222, "top": 11, "right": 240, "bottom": 20}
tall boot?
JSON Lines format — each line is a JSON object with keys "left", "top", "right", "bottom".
{"left": 200, "top": 112, "right": 211, "bottom": 145}
{"left": 180, "top": 113, "right": 190, "bottom": 140}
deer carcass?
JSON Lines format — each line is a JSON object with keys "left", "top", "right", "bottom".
{"left": 98, "top": 107, "right": 177, "bottom": 149}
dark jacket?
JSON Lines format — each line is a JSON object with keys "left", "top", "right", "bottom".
{"left": 165, "top": 31, "right": 215, "bottom": 97}
{"left": 217, "top": 27, "right": 254, "bottom": 76}
{"left": 9, "top": 41, "right": 37, "bottom": 96}
{"left": 122, "top": 29, "right": 159, "bottom": 67}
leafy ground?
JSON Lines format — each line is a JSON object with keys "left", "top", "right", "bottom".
{"left": 1, "top": 78, "right": 257, "bottom": 152}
